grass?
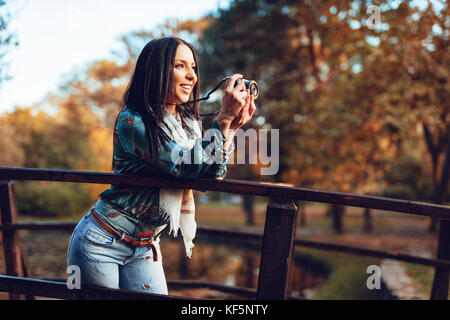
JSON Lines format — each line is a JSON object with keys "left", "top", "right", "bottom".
{"left": 294, "top": 247, "right": 396, "bottom": 300}
{"left": 403, "top": 262, "right": 434, "bottom": 297}
{"left": 196, "top": 201, "right": 389, "bottom": 232}
{"left": 402, "top": 262, "right": 450, "bottom": 299}
{"left": 298, "top": 212, "right": 386, "bottom": 232}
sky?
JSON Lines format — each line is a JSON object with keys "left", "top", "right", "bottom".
{"left": 0, "top": 0, "right": 229, "bottom": 115}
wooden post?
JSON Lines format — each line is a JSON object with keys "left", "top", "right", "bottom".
{"left": 256, "top": 198, "right": 298, "bottom": 300}
{"left": 0, "top": 181, "right": 31, "bottom": 300}
{"left": 430, "top": 220, "right": 450, "bottom": 300}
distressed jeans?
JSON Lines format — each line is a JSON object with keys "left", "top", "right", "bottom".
{"left": 66, "top": 210, "right": 168, "bottom": 295}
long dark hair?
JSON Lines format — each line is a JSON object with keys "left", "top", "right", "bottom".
{"left": 114, "top": 36, "right": 201, "bottom": 168}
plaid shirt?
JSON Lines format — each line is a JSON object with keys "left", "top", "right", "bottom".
{"left": 95, "top": 108, "right": 230, "bottom": 240}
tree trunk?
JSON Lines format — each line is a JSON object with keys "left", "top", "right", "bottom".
{"left": 423, "top": 123, "right": 445, "bottom": 233}
{"left": 244, "top": 194, "right": 255, "bottom": 225}
{"left": 363, "top": 207, "right": 372, "bottom": 232}
{"left": 330, "top": 205, "right": 344, "bottom": 234}
{"left": 428, "top": 130, "right": 450, "bottom": 232}
{"left": 244, "top": 255, "right": 256, "bottom": 288}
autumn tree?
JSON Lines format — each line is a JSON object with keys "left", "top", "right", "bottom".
{"left": 188, "top": 0, "right": 396, "bottom": 230}
{"left": 0, "top": 106, "right": 96, "bottom": 217}
{"left": 175, "top": 0, "right": 449, "bottom": 232}
{"left": 368, "top": 0, "right": 450, "bottom": 231}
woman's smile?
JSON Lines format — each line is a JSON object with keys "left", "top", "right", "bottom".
{"left": 180, "top": 83, "right": 193, "bottom": 94}
{"left": 170, "top": 44, "right": 198, "bottom": 107}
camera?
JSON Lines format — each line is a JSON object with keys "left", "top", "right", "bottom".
{"left": 234, "top": 78, "right": 259, "bottom": 100}
{"left": 197, "top": 77, "right": 259, "bottom": 116}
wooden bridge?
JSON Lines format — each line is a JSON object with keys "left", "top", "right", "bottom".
{"left": 0, "top": 166, "right": 449, "bottom": 300}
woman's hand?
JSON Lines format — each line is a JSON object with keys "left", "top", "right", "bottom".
{"left": 229, "top": 90, "right": 256, "bottom": 130}
{"left": 215, "top": 74, "right": 251, "bottom": 137}
{"left": 220, "top": 90, "right": 256, "bottom": 151}
{"left": 215, "top": 75, "right": 256, "bottom": 151}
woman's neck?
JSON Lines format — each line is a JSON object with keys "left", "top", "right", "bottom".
{"left": 165, "top": 104, "right": 176, "bottom": 116}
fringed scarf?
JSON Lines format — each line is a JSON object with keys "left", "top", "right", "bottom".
{"left": 158, "top": 110, "right": 201, "bottom": 258}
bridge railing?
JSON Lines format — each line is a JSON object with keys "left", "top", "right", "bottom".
{"left": 0, "top": 166, "right": 449, "bottom": 300}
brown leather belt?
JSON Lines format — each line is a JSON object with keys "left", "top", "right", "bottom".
{"left": 90, "top": 209, "right": 158, "bottom": 261}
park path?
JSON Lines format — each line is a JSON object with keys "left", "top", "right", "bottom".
{"left": 301, "top": 211, "right": 437, "bottom": 300}
{"left": 380, "top": 243, "right": 434, "bottom": 300}
{"left": 380, "top": 259, "right": 426, "bottom": 300}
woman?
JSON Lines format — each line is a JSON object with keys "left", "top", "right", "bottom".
{"left": 67, "top": 36, "right": 255, "bottom": 295}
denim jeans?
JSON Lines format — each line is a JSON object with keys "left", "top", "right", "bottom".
{"left": 67, "top": 210, "right": 168, "bottom": 295}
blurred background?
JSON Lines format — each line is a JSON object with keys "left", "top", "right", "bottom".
{"left": 0, "top": 0, "right": 448, "bottom": 299}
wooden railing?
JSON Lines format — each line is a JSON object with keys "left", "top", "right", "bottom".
{"left": 0, "top": 166, "right": 449, "bottom": 300}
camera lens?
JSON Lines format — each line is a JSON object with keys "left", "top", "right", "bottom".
{"left": 233, "top": 78, "right": 259, "bottom": 100}
{"left": 246, "top": 81, "right": 259, "bottom": 99}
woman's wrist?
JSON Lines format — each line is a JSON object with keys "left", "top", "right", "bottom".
{"left": 215, "top": 115, "right": 232, "bottom": 137}
{"left": 214, "top": 117, "right": 235, "bottom": 153}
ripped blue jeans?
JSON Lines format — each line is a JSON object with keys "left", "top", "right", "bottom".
{"left": 66, "top": 211, "right": 168, "bottom": 295}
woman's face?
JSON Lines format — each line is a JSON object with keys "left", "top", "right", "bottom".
{"left": 170, "top": 44, "right": 198, "bottom": 105}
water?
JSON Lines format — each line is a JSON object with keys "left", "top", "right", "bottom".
{"left": 8, "top": 229, "right": 327, "bottom": 299}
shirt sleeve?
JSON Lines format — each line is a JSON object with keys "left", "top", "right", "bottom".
{"left": 116, "top": 111, "right": 232, "bottom": 179}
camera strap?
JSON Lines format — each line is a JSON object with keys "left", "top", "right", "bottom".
{"left": 181, "top": 78, "right": 228, "bottom": 117}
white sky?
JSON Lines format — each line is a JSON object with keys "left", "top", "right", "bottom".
{"left": 0, "top": 0, "right": 229, "bottom": 115}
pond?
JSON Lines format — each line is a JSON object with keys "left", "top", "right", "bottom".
{"left": 9, "top": 228, "right": 328, "bottom": 299}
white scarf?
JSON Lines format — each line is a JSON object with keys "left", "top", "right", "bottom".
{"left": 158, "top": 110, "right": 202, "bottom": 258}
